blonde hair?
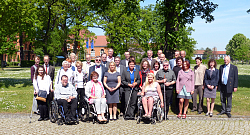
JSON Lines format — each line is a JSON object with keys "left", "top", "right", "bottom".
{"left": 108, "top": 61, "right": 116, "bottom": 72}
{"left": 75, "top": 61, "right": 83, "bottom": 67}
{"left": 144, "top": 73, "right": 156, "bottom": 92}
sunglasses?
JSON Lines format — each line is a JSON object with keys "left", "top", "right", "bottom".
{"left": 163, "top": 64, "right": 169, "bottom": 66}
{"left": 95, "top": 59, "right": 101, "bottom": 61}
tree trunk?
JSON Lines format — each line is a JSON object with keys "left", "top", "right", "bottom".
{"left": 1, "top": 54, "right": 3, "bottom": 70}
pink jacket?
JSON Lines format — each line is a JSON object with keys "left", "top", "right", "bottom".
{"left": 176, "top": 69, "right": 194, "bottom": 92}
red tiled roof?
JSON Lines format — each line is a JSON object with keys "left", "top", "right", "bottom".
{"left": 194, "top": 50, "right": 226, "bottom": 55}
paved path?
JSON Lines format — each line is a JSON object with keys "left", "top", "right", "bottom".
{"left": 0, "top": 113, "right": 250, "bottom": 134}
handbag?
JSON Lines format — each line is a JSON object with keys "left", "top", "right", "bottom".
{"left": 36, "top": 90, "right": 47, "bottom": 102}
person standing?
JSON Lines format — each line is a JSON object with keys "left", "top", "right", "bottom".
{"left": 173, "top": 57, "right": 183, "bottom": 113}
{"left": 129, "top": 56, "right": 140, "bottom": 70}
{"left": 142, "top": 50, "right": 157, "bottom": 70}
{"left": 156, "top": 60, "right": 176, "bottom": 120}
{"left": 103, "top": 62, "right": 121, "bottom": 120}
{"left": 88, "top": 56, "right": 108, "bottom": 82}
{"left": 31, "top": 56, "right": 40, "bottom": 114}
{"left": 70, "top": 53, "right": 77, "bottom": 71}
{"left": 107, "top": 48, "right": 115, "bottom": 62}
{"left": 154, "top": 50, "right": 163, "bottom": 62}
{"left": 101, "top": 53, "right": 110, "bottom": 68}
{"left": 204, "top": 59, "right": 219, "bottom": 117}
{"left": 121, "top": 60, "right": 141, "bottom": 119}
{"left": 120, "top": 51, "right": 130, "bottom": 67}
{"left": 55, "top": 61, "right": 74, "bottom": 85}
{"left": 152, "top": 61, "right": 161, "bottom": 76}
{"left": 217, "top": 56, "right": 238, "bottom": 118}
{"left": 176, "top": 61, "right": 194, "bottom": 119}
{"left": 159, "top": 53, "right": 166, "bottom": 69}
{"left": 192, "top": 57, "right": 206, "bottom": 114}
{"left": 139, "top": 60, "right": 154, "bottom": 90}
{"left": 33, "top": 66, "right": 52, "bottom": 121}
{"left": 180, "top": 50, "right": 189, "bottom": 63}
{"left": 82, "top": 54, "right": 95, "bottom": 77}
{"left": 169, "top": 51, "right": 180, "bottom": 70}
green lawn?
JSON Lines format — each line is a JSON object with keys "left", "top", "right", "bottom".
{"left": 0, "top": 65, "right": 250, "bottom": 115}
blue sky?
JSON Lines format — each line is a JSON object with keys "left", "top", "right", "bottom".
{"left": 88, "top": 0, "right": 250, "bottom": 51}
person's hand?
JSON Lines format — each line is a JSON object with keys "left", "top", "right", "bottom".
{"left": 101, "top": 95, "right": 106, "bottom": 98}
{"left": 107, "top": 87, "right": 112, "bottom": 91}
{"left": 176, "top": 90, "right": 179, "bottom": 94}
{"left": 139, "top": 86, "right": 142, "bottom": 90}
{"left": 67, "top": 98, "right": 71, "bottom": 102}
{"left": 50, "top": 89, "right": 54, "bottom": 92}
{"left": 160, "top": 102, "right": 164, "bottom": 108}
{"left": 202, "top": 85, "right": 204, "bottom": 90}
{"left": 216, "top": 86, "right": 218, "bottom": 90}
{"left": 140, "top": 92, "right": 143, "bottom": 96}
{"left": 132, "top": 82, "right": 137, "bottom": 88}
{"left": 234, "top": 88, "right": 237, "bottom": 92}
{"left": 191, "top": 91, "right": 194, "bottom": 95}
{"left": 164, "top": 82, "right": 171, "bottom": 86}
{"left": 128, "top": 84, "right": 133, "bottom": 88}
{"left": 163, "top": 79, "right": 167, "bottom": 83}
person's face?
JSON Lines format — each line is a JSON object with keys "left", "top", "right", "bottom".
{"left": 61, "top": 77, "right": 68, "bottom": 86}
{"left": 196, "top": 59, "right": 201, "bottom": 66}
{"left": 148, "top": 75, "right": 154, "bottom": 83}
{"left": 63, "top": 63, "right": 69, "bottom": 70}
{"left": 177, "top": 59, "right": 182, "bottom": 67}
{"left": 157, "top": 50, "right": 162, "bottom": 57}
{"left": 175, "top": 52, "right": 180, "bottom": 58}
{"left": 129, "top": 62, "right": 135, "bottom": 71}
{"left": 102, "top": 54, "right": 107, "bottom": 62}
{"left": 210, "top": 62, "right": 215, "bottom": 68}
{"left": 160, "top": 54, "right": 165, "bottom": 62}
{"left": 92, "top": 75, "right": 98, "bottom": 82}
{"left": 125, "top": 52, "right": 130, "bottom": 60}
{"left": 109, "top": 63, "right": 115, "bottom": 71}
{"left": 115, "top": 58, "right": 120, "bottom": 66}
{"left": 154, "top": 63, "right": 160, "bottom": 70}
{"left": 71, "top": 55, "right": 76, "bottom": 62}
{"left": 68, "top": 62, "right": 71, "bottom": 68}
{"left": 183, "top": 62, "right": 188, "bottom": 70}
{"left": 224, "top": 57, "right": 230, "bottom": 65}
{"left": 35, "top": 58, "right": 40, "bottom": 65}
{"left": 108, "top": 49, "right": 113, "bottom": 57}
{"left": 44, "top": 57, "right": 49, "bottom": 66}
{"left": 86, "top": 55, "right": 91, "bottom": 62}
{"left": 95, "top": 58, "right": 101, "bottom": 65}
{"left": 181, "top": 51, "right": 185, "bottom": 58}
{"left": 142, "top": 61, "right": 148, "bottom": 70}
{"left": 76, "top": 64, "right": 82, "bottom": 71}
{"left": 163, "top": 62, "right": 169, "bottom": 71}
{"left": 38, "top": 67, "right": 44, "bottom": 76}
{"left": 147, "top": 51, "right": 152, "bottom": 58}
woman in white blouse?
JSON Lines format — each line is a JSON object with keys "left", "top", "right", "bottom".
{"left": 33, "top": 65, "right": 52, "bottom": 121}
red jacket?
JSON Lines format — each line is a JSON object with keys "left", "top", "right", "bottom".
{"left": 139, "top": 70, "right": 154, "bottom": 87}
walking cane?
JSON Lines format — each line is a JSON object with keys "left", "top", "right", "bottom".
{"left": 164, "top": 75, "right": 166, "bottom": 120}
{"left": 124, "top": 78, "right": 136, "bottom": 118}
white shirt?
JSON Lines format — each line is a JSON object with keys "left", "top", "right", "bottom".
{"left": 116, "top": 65, "right": 121, "bottom": 74}
{"left": 55, "top": 68, "right": 74, "bottom": 85}
{"left": 95, "top": 65, "right": 102, "bottom": 82}
{"left": 33, "top": 75, "right": 51, "bottom": 94}
{"left": 107, "top": 56, "right": 114, "bottom": 62}
{"left": 222, "top": 63, "right": 230, "bottom": 84}
{"left": 147, "top": 57, "right": 152, "bottom": 65}
{"left": 126, "top": 59, "right": 129, "bottom": 67}
{"left": 74, "top": 70, "right": 84, "bottom": 88}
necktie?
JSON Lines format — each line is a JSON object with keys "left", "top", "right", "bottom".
{"left": 223, "top": 66, "right": 228, "bottom": 85}
{"left": 46, "top": 66, "right": 48, "bottom": 74}
{"left": 96, "top": 65, "right": 100, "bottom": 68}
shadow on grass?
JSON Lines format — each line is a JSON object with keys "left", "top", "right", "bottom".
{"left": 0, "top": 78, "right": 32, "bottom": 88}
{"left": 238, "top": 75, "right": 250, "bottom": 88}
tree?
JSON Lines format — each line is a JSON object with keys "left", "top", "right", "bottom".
{"left": 203, "top": 47, "right": 213, "bottom": 60}
{"left": 226, "top": 33, "right": 250, "bottom": 64}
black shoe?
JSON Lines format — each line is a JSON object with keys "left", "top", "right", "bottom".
{"left": 38, "top": 118, "right": 43, "bottom": 121}
{"left": 65, "top": 117, "right": 71, "bottom": 122}
{"left": 226, "top": 113, "right": 231, "bottom": 118}
{"left": 198, "top": 111, "right": 202, "bottom": 114}
{"left": 191, "top": 109, "right": 197, "bottom": 112}
{"left": 44, "top": 117, "right": 49, "bottom": 121}
{"left": 34, "top": 111, "right": 40, "bottom": 115}
{"left": 120, "top": 112, "right": 123, "bottom": 116}
{"left": 217, "top": 112, "right": 225, "bottom": 115}
{"left": 165, "top": 117, "right": 169, "bottom": 120}
{"left": 71, "top": 117, "right": 77, "bottom": 121}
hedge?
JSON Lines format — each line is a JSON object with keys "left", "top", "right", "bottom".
{"left": 190, "top": 59, "right": 224, "bottom": 65}
{"left": 21, "top": 60, "right": 53, "bottom": 67}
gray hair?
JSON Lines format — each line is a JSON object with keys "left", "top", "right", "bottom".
{"left": 62, "top": 60, "right": 69, "bottom": 65}
{"left": 163, "top": 60, "right": 169, "bottom": 64}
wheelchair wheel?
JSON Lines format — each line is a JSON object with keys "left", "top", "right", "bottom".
{"left": 104, "top": 104, "right": 109, "bottom": 123}
{"left": 151, "top": 119, "right": 156, "bottom": 124}
{"left": 49, "top": 100, "right": 58, "bottom": 123}
{"left": 156, "top": 100, "right": 163, "bottom": 123}
{"left": 79, "top": 99, "right": 90, "bottom": 122}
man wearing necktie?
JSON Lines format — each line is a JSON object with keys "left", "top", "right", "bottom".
{"left": 88, "top": 56, "right": 108, "bottom": 82}
{"left": 101, "top": 53, "right": 110, "bottom": 68}
{"left": 217, "top": 56, "right": 238, "bottom": 118}
{"left": 142, "top": 50, "right": 157, "bottom": 70}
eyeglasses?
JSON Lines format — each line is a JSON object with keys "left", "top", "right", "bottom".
{"left": 163, "top": 64, "right": 169, "bottom": 66}
{"left": 95, "top": 59, "right": 101, "bottom": 61}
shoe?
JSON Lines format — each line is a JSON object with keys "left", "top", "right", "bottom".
{"left": 182, "top": 114, "right": 186, "bottom": 119}
{"left": 217, "top": 112, "right": 225, "bottom": 115}
{"left": 142, "top": 114, "right": 147, "bottom": 118}
{"left": 34, "top": 111, "right": 40, "bottom": 115}
{"left": 38, "top": 118, "right": 43, "bottom": 121}
{"left": 205, "top": 112, "right": 209, "bottom": 116}
{"left": 165, "top": 117, "right": 169, "bottom": 120}
{"left": 120, "top": 112, "right": 123, "bottom": 116}
{"left": 113, "top": 118, "right": 117, "bottom": 121}
{"left": 226, "top": 113, "right": 231, "bottom": 118}
{"left": 210, "top": 113, "right": 213, "bottom": 117}
{"left": 102, "top": 117, "right": 107, "bottom": 121}
{"left": 177, "top": 113, "right": 182, "bottom": 119}
{"left": 146, "top": 114, "right": 151, "bottom": 118}
{"left": 198, "top": 111, "right": 202, "bottom": 114}
{"left": 71, "top": 117, "right": 77, "bottom": 121}
{"left": 44, "top": 117, "right": 49, "bottom": 121}
{"left": 98, "top": 116, "right": 104, "bottom": 121}
{"left": 65, "top": 117, "right": 71, "bottom": 123}
{"left": 191, "top": 109, "right": 197, "bottom": 112}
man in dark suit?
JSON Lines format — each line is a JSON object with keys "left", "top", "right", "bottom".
{"left": 217, "top": 56, "right": 238, "bottom": 118}
{"left": 101, "top": 53, "right": 110, "bottom": 68}
{"left": 180, "top": 50, "right": 190, "bottom": 63}
{"left": 142, "top": 50, "right": 157, "bottom": 70}
{"left": 120, "top": 51, "right": 130, "bottom": 67}
{"left": 88, "top": 56, "right": 108, "bottom": 82}
{"left": 121, "top": 59, "right": 141, "bottom": 119}
{"left": 43, "top": 55, "right": 55, "bottom": 100}
{"left": 114, "top": 56, "right": 126, "bottom": 116}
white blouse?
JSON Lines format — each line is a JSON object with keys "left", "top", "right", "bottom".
{"left": 33, "top": 75, "right": 51, "bottom": 94}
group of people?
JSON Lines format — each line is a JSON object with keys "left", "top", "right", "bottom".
{"left": 31, "top": 48, "right": 238, "bottom": 122}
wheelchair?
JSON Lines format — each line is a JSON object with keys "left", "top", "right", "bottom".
{"left": 49, "top": 99, "right": 79, "bottom": 125}
{"left": 136, "top": 95, "right": 164, "bottom": 124}
{"left": 80, "top": 97, "right": 109, "bottom": 124}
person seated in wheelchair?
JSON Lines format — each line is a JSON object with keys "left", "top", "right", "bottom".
{"left": 54, "top": 75, "right": 78, "bottom": 122}
{"left": 85, "top": 71, "right": 107, "bottom": 122}
{"left": 140, "top": 73, "right": 164, "bottom": 118}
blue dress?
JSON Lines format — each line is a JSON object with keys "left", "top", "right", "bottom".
{"left": 104, "top": 72, "right": 121, "bottom": 104}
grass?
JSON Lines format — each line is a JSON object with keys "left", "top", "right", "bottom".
{"left": 0, "top": 65, "right": 250, "bottom": 115}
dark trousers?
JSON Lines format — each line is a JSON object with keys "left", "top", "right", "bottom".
{"left": 57, "top": 98, "right": 78, "bottom": 118}
{"left": 162, "top": 89, "right": 173, "bottom": 117}
{"left": 119, "top": 87, "right": 125, "bottom": 114}
{"left": 220, "top": 85, "right": 232, "bottom": 113}
{"left": 47, "top": 91, "right": 54, "bottom": 117}
{"left": 124, "top": 90, "right": 138, "bottom": 117}
{"left": 192, "top": 85, "right": 204, "bottom": 112}
{"left": 37, "top": 99, "right": 48, "bottom": 119}
{"left": 76, "top": 88, "right": 85, "bottom": 104}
